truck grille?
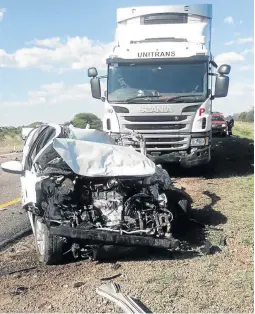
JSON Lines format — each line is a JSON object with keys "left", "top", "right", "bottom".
{"left": 119, "top": 114, "right": 193, "bottom": 152}
{"left": 124, "top": 115, "right": 187, "bottom": 122}
{"left": 125, "top": 124, "right": 185, "bottom": 131}
{"left": 145, "top": 137, "right": 184, "bottom": 142}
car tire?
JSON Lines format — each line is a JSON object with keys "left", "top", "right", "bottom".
{"left": 34, "top": 216, "right": 65, "bottom": 265}
{"left": 165, "top": 187, "right": 193, "bottom": 235}
{"left": 166, "top": 187, "right": 192, "bottom": 216}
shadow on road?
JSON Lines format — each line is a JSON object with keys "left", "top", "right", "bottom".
{"left": 165, "top": 135, "right": 254, "bottom": 179}
{"left": 189, "top": 190, "right": 227, "bottom": 226}
{"left": 209, "top": 135, "right": 254, "bottom": 178}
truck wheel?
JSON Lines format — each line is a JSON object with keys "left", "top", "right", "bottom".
{"left": 34, "top": 216, "right": 65, "bottom": 265}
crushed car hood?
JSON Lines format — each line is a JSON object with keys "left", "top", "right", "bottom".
{"left": 53, "top": 138, "right": 156, "bottom": 178}
{"left": 68, "top": 127, "right": 116, "bottom": 144}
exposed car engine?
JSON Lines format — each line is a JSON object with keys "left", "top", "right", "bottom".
{"left": 36, "top": 165, "right": 175, "bottom": 240}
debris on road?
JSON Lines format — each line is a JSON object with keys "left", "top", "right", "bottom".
{"left": 73, "top": 282, "right": 85, "bottom": 288}
{"left": 11, "top": 286, "right": 28, "bottom": 296}
{"left": 112, "top": 262, "right": 121, "bottom": 270}
{"left": 3, "top": 266, "right": 37, "bottom": 277}
{"left": 219, "top": 235, "right": 227, "bottom": 246}
{"left": 200, "top": 240, "right": 222, "bottom": 255}
{"left": 96, "top": 282, "right": 151, "bottom": 313}
{"left": 100, "top": 273, "right": 122, "bottom": 281}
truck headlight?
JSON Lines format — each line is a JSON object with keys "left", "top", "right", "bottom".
{"left": 191, "top": 137, "right": 209, "bottom": 146}
{"left": 222, "top": 124, "right": 226, "bottom": 127}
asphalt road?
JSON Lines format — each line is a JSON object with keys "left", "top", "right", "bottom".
{"left": 0, "top": 153, "right": 30, "bottom": 247}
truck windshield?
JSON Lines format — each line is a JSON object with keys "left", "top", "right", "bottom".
{"left": 107, "top": 62, "right": 208, "bottom": 103}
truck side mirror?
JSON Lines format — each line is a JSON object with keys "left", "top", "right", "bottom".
{"left": 214, "top": 75, "right": 229, "bottom": 98}
{"left": 218, "top": 64, "right": 231, "bottom": 75}
{"left": 214, "top": 63, "right": 231, "bottom": 98}
{"left": 90, "top": 77, "right": 101, "bottom": 99}
{"left": 88, "top": 67, "right": 98, "bottom": 78}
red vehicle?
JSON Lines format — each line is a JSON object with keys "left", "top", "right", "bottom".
{"left": 212, "top": 112, "right": 228, "bottom": 136}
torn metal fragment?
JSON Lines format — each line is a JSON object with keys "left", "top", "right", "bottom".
{"left": 96, "top": 282, "right": 151, "bottom": 313}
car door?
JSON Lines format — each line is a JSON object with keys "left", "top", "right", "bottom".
{"left": 20, "top": 127, "right": 42, "bottom": 207}
{"left": 21, "top": 124, "right": 61, "bottom": 207}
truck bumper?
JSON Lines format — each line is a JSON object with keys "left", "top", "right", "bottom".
{"left": 148, "top": 146, "right": 211, "bottom": 168}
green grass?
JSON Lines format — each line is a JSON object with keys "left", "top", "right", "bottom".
{"left": 234, "top": 122, "right": 254, "bottom": 140}
{"left": 0, "top": 134, "right": 23, "bottom": 154}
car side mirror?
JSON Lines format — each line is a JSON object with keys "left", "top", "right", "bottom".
{"left": 90, "top": 77, "right": 101, "bottom": 99}
{"left": 1, "top": 161, "right": 24, "bottom": 175}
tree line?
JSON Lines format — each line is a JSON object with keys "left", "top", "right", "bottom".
{"left": 0, "top": 113, "right": 102, "bottom": 141}
{"left": 233, "top": 107, "right": 254, "bottom": 123}
{"left": 26, "top": 113, "right": 103, "bottom": 129}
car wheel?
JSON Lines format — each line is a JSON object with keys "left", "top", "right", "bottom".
{"left": 34, "top": 216, "right": 65, "bottom": 265}
{"left": 166, "top": 187, "right": 192, "bottom": 217}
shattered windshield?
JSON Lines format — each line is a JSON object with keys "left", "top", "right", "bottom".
{"left": 107, "top": 61, "right": 208, "bottom": 103}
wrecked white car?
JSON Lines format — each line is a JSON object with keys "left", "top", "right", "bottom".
{"left": 1, "top": 124, "right": 192, "bottom": 265}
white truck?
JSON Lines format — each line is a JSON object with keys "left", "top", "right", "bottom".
{"left": 88, "top": 4, "right": 231, "bottom": 168}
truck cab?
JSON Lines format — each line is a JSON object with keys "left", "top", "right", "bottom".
{"left": 88, "top": 4, "right": 231, "bottom": 168}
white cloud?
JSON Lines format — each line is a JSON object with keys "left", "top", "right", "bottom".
{"left": 228, "top": 83, "right": 254, "bottom": 96}
{"left": 0, "top": 36, "right": 114, "bottom": 71}
{"left": 0, "top": 8, "right": 6, "bottom": 21}
{"left": 27, "top": 37, "right": 62, "bottom": 48}
{"left": 214, "top": 82, "right": 254, "bottom": 115}
{"left": 215, "top": 52, "right": 245, "bottom": 64}
{"left": 241, "top": 47, "right": 254, "bottom": 55}
{"left": 1, "top": 82, "right": 94, "bottom": 107}
{"left": 239, "top": 65, "right": 254, "bottom": 71}
{"left": 224, "top": 16, "right": 234, "bottom": 24}
{"left": 225, "top": 37, "right": 254, "bottom": 45}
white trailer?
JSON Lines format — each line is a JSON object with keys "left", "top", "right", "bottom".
{"left": 88, "top": 4, "right": 231, "bottom": 167}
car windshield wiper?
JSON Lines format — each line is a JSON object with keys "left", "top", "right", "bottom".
{"left": 164, "top": 95, "right": 204, "bottom": 103}
{"left": 124, "top": 95, "right": 162, "bottom": 103}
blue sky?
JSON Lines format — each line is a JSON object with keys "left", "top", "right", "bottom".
{"left": 0, "top": 0, "right": 254, "bottom": 126}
